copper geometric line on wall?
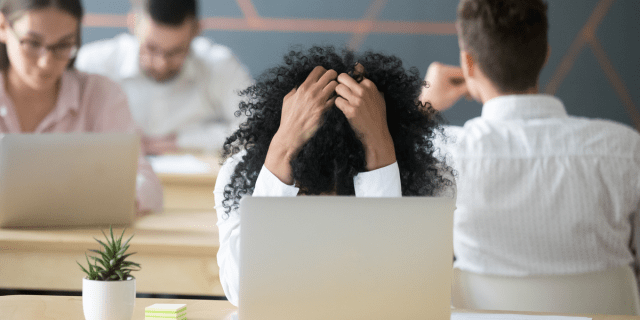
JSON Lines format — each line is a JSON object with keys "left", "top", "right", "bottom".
{"left": 544, "top": 0, "right": 638, "bottom": 131}
{"left": 347, "top": 0, "right": 389, "bottom": 51}
{"left": 544, "top": 0, "right": 615, "bottom": 95}
{"left": 589, "top": 37, "right": 640, "bottom": 130}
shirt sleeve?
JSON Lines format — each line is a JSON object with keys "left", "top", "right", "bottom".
{"left": 89, "top": 76, "right": 163, "bottom": 213}
{"left": 214, "top": 157, "right": 297, "bottom": 306}
{"left": 353, "top": 162, "right": 402, "bottom": 197}
{"left": 176, "top": 50, "right": 254, "bottom": 152}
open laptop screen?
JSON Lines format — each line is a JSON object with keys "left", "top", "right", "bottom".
{"left": 239, "top": 196, "right": 455, "bottom": 320}
{"left": 0, "top": 133, "right": 138, "bottom": 228}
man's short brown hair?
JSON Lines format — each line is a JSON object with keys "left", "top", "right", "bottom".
{"left": 457, "top": 0, "right": 548, "bottom": 93}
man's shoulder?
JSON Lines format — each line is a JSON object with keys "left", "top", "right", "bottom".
{"left": 565, "top": 116, "right": 639, "bottom": 139}
{"left": 190, "top": 37, "right": 240, "bottom": 65}
{"left": 76, "top": 33, "right": 136, "bottom": 74}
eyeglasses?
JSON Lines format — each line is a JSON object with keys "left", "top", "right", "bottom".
{"left": 140, "top": 44, "right": 190, "bottom": 64}
{"left": 6, "top": 24, "right": 78, "bottom": 60}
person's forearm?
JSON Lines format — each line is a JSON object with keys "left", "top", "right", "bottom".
{"left": 135, "top": 156, "right": 163, "bottom": 213}
{"left": 361, "top": 131, "right": 396, "bottom": 171}
{"left": 263, "top": 131, "right": 298, "bottom": 185}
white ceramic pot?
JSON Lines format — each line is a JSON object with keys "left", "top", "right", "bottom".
{"left": 82, "top": 277, "right": 136, "bottom": 320}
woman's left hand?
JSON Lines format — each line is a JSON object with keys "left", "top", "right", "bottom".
{"left": 335, "top": 69, "right": 396, "bottom": 171}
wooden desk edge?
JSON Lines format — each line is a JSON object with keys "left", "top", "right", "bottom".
{"left": 1, "top": 296, "right": 638, "bottom": 320}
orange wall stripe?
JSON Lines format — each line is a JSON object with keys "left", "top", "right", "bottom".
{"left": 84, "top": 13, "right": 456, "bottom": 35}
{"left": 83, "top": 14, "right": 128, "bottom": 28}
{"left": 348, "top": 0, "right": 389, "bottom": 50}
{"left": 589, "top": 37, "right": 640, "bottom": 131}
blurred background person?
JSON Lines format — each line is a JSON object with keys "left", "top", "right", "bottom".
{"left": 76, "top": 0, "right": 253, "bottom": 155}
{"left": 0, "top": 0, "right": 163, "bottom": 213}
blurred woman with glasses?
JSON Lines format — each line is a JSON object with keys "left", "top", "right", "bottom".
{"left": 0, "top": 0, "right": 163, "bottom": 214}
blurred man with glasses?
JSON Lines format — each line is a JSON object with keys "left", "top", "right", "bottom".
{"left": 76, "top": 0, "right": 252, "bottom": 154}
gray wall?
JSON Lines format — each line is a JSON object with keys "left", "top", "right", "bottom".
{"left": 81, "top": 0, "right": 640, "bottom": 129}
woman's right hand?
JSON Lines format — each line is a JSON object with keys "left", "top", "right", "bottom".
{"left": 265, "top": 66, "right": 338, "bottom": 185}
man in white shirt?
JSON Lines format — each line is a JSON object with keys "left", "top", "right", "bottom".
{"left": 421, "top": 0, "right": 640, "bottom": 286}
{"left": 215, "top": 47, "right": 455, "bottom": 305}
{"left": 75, "top": 0, "right": 253, "bottom": 154}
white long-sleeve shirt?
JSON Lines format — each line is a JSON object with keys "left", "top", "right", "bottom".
{"left": 214, "top": 153, "right": 403, "bottom": 306}
{"left": 438, "top": 94, "right": 640, "bottom": 280}
{"left": 75, "top": 33, "right": 253, "bottom": 152}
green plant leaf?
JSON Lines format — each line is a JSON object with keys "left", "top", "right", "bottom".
{"left": 77, "top": 261, "right": 90, "bottom": 277}
{"left": 91, "top": 256, "right": 109, "bottom": 270}
{"left": 85, "top": 253, "right": 95, "bottom": 274}
{"left": 93, "top": 237, "right": 113, "bottom": 257}
{"left": 83, "top": 228, "right": 141, "bottom": 281}
{"left": 120, "top": 261, "right": 141, "bottom": 268}
{"left": 116, "top": 252, "right": 137, "bottom": 263}
{"left": 121, "top": 234, "right": 134, "bottom": 252}
{"left": 116, "top": 244, "right": 130, "bottom": 257}
{"left": 100, "top": 229, "right": 109, "bottom": 243}
{"left": 109, "top": 226, "right": 118, "bottom": 252}
{"left": 117, "top": 228, "right": 126, "bottom": 251}
{"left": 88, "top": 249, "right": 109, "bottom": 262}
{"left": 100, "top": 228, "right": 117, "bottom": 255}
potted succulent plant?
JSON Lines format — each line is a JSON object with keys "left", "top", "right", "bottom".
{"left": 78, "top": 226, "right": 141, "bottom": 320}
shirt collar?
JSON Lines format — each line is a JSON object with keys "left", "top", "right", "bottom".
{"left": 118, "top": 33, "right": 198, "bottom": 83}
{"left": 481, "top": 94, "right": 568, "bottom": 121}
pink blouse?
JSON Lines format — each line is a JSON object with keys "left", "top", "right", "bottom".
{"left": 0, "top": 70, "right": 163, "bottom": 212}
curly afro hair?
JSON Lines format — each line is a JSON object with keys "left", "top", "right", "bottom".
{"left": 221, "top": 46, "right": 452, "bottom": 215}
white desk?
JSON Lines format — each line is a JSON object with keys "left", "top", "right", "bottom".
{"left": 154, "top": 155, "right": 220, "bottom": 211}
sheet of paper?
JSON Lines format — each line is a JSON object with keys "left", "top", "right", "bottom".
{"left": 452, "top": 312, "right": 591, "bottom": 320}
{"left": 148, "top": 154, "right": 211, "bottom": 174}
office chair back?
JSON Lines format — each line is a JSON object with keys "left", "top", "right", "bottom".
{"left": 452, "top": 265, "right": 640, "bottom": 315}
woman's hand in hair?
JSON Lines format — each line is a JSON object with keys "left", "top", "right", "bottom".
{"left": 335, "top": 70, "right": 396, "bottom": 171}
{"left": 265, "top": 66, "right": 338, "bottom": 185}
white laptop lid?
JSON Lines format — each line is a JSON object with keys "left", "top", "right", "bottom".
{"left": 239, "top": 196, "right": 455, "bottom": 320}
{"left": 0, "top": 133, "right": 139, "bottom": 228}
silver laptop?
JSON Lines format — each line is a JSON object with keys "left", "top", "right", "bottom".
{"left": 239, "top": 196, "right": 455, "bottom": 320}
{"left": 0, "top": 133, "right": 139, "bottom": 228}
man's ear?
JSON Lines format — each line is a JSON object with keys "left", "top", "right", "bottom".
{"left": 192, "top": 20, "right": 202, "bottom": 38}
{"left": 544, "top": 45, "right": 551, "bottom": 67}
{"left": 0, "top": 14, "right": 8, "bottom": 43}
{"left": 461, "top": 50, "right": 475, "bottom": 78}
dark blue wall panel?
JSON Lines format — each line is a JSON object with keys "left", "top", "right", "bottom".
{"left": 80, "top": 0, "right": 639, "bottom": 128}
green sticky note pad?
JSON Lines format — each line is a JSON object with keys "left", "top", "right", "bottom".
{"left": 145, "top": 303, "right": 187, "bottom": 314}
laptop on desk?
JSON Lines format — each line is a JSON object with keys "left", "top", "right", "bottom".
{"left": 239, "top": 196, "right": 455, "bottom": 320}
{"left": 0, "top": 133, "right": 139, "bottom": 228}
